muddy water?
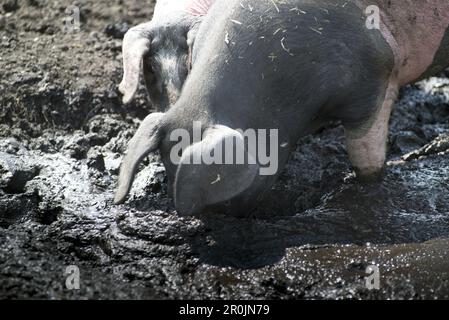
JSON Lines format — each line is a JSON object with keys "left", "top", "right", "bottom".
{"left": 1, "top": 0, "right": 449, "bottom": 300}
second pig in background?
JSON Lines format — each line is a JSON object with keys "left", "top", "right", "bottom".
{"left": 119, "top": 0, "right": 216, "bottom": 110}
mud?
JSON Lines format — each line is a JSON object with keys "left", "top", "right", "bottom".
{"left": 1, "top": 0, "right": 449, "bottom": 300}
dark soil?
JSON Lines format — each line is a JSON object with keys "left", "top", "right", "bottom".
{"left": 1, "top": 0, "right": 449, "bottom": 299}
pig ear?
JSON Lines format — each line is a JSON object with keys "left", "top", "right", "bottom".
{"left": 119, "top": 23, "right": 153, "bottom": 104}
{"left": 174, "top": 126, "right": 259, "bottom": 215}
{"left": 114, "top": 112, "right": 165, "bottom": 204}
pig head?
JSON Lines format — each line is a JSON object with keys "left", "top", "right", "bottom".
{"left": 119, "top": 0, "right": 216, "bottom": 110}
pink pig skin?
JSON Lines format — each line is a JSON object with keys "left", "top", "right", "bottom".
{"left": 184, "top": 0, "right": 216, "bottom": 16}
{"left": 355, "top": 0, "right": 449, "bottom": 86}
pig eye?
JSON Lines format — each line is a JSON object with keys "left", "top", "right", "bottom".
{"left": 144, "top": 56, "right": 157, "bottom": 72}
{"left": 150, "top": 60, "right": 161, "bottom": 73}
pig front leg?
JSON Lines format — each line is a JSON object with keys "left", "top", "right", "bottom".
{"left": 345, "top": 82, "right": 399, "bottom": 181}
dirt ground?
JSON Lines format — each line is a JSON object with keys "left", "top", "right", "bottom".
{"left": 1, "top": 0, "right": 449, "bottom": 299}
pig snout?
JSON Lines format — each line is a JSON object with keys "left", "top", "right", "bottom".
{"left": 140, "top": 49, "right": 189, "bottom": 111}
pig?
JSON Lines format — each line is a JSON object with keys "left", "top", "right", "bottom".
{"left": 119, "top": 0, "right": 215, "bottom": 110}
{"left": 115, "top": 0, "right": 449, "bottom": 216}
